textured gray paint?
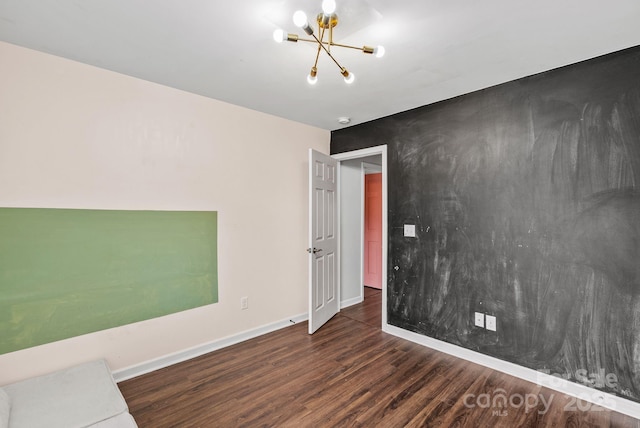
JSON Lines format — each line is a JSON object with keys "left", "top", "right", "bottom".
{"left": 332, "top": 46, "right": 640, "bottom": 401}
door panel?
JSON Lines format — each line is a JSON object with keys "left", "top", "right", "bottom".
{"left": 315, "top": 257, "right": 324, "bottom": 309}
{"left": 327, "top": 252, "right": 335, "bottom": 301}
{"left": 314, "top": 188, "right": 324, "bottom": 240}
{"left": 308, "top": 150, "right": 339, "bottom": 334}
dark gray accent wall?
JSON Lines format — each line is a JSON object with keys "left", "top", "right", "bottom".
{"left": 331, "top": 46, "right": 640, "bottom": 402}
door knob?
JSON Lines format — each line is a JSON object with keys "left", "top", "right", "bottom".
{"left": 306, "top": 247, "right": 322, "bottom": 254}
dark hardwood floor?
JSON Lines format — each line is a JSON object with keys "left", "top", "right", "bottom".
{"left": 119, "top": 287, "right": 640, "bottom": 427}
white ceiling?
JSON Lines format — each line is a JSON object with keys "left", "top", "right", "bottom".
{"left": 1, "top": 0, "right": 639, "bottom": 131}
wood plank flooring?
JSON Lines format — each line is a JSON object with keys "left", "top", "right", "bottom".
{"left": 119, "top": 288, "right": 640, "bottom": 427}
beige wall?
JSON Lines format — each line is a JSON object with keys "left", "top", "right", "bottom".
{"left": 0, "top": 41, "right": 329, "bottom": 384}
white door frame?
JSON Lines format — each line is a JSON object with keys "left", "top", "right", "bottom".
{"left": 333, "top": 145, "right": 388, "bottom": 328}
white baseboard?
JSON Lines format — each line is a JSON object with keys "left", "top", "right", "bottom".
{"left": 113, "top": 312, "right": 308, "bottom": 382}
{"left": 114, "top": 299, "right": 360, "bottom": 383}
{"left": 383, "top": 324, "right": 640, "bottom": 420}
{"left": 340, "top": 295, "right": 363, "bottom": 309}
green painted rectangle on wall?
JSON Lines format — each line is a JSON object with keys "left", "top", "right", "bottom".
{"left": 0, "top": 208, "right": 218, "bottom": 355}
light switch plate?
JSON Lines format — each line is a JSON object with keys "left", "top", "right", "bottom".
{"left": 486, "top": 315, "right": 496, "bottom": 331}
{"left": 404, "top": 224, "right": 416, "bottom": 237}
{"left": 474, "top": 312, "right": 484, "bottom": 328}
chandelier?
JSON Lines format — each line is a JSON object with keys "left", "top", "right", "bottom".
{"left": 272, "top": 0, "right": 385, "bottom": 85}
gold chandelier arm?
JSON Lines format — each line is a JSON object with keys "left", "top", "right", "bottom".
{"left": 312, "top": 27, "right": 325, "bottom": 69}
{"left": 330, "top": 42, "right": 371, "bottom": 52}
{"left": 294, "top": 39, "right": 374, "bottom": 54}
{"left": 310, "top": 32, "right": 346, "bottom": 72}
{"left": 328, "top": 19, "right": 333, "bottom": 53}
{"left": 313, "top": 44, "right": 322, "bottom": 68}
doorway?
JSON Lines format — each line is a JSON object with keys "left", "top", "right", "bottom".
{"left": 363, "top": 168, "right": 382, "bottom": 290}
{"left": 333, "top": 146, "right": 387, "bottom": 328}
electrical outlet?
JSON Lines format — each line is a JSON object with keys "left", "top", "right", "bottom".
{"left": 486, "top": 315, "right": 496, "bottom": 331}
{"left": 474, "top": 312, "right": 484, "bottom": 328}
{"left": 240, "top": 296, "right": 248, "bottom": 310}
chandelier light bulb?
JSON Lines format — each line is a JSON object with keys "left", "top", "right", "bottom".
{"left": 322, "top": 0, "right": 336, "bottom": 15}
{"left": 374, "top": 45, "right": 385, "bottom": 58}
{"left": 273, "top": 29, "right": 285, "bottom": 43}
{"left": 344, "top": 72, "right": 355, "bottom": 84}
{"left": 293, "top": 10, "right": 308, "bottom": 28}
{"left": 308, "top": 66, "right": 318, "bottom": 85}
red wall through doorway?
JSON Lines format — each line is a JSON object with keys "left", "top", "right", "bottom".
{"left": 364, "top": 173, "right": 382, "bottom": 289}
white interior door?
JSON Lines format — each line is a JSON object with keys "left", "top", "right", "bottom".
{"left": 308, "top": 149, "right": 339, "bottom": 334}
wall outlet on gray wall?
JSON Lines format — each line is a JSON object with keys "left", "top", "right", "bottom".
{"left": 474, "top": 312, "right": 484, "bottom": 328}
{"left": 486, "top": 315, "right": 496, "bottom": 331}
